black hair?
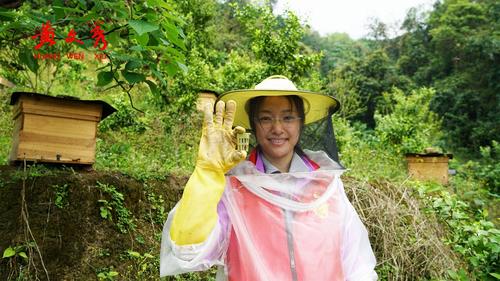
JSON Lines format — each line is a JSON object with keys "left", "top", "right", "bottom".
{"left": 247, "top": 95, "right": 307, "bottom": 157}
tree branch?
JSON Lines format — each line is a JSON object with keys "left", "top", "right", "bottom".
{"left": 107, "top": 55, "right": 144, "bottom": 114}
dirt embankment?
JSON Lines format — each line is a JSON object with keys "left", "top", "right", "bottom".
{"left": 0, "top": 165, "right": 187, "bottom": 281}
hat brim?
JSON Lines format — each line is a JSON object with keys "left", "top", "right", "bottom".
{"left": 218, "top": 89, "right": 339, "bottom": 129}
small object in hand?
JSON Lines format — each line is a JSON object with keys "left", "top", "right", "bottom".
{"left": 237, "top": 133, "right": 251, "bottom": 152}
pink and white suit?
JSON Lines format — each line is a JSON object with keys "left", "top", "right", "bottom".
{"left": 160, "top": 150, "right": 377, "bottom": 280}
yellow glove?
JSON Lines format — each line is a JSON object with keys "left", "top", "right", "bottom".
{"left": 170, "top": 100, "right": 247, "bottom": 245}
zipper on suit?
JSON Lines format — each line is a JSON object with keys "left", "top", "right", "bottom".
{"left": 284, "top": 208, "right": 298, "bottom": 281}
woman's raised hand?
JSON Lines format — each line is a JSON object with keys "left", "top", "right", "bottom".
{"left": 196, "top": 100, "right": 247, "bottom": 173}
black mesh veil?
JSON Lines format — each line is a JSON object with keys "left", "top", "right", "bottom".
{"left": 299, "top": 107, "right": 343, "bottom": 167}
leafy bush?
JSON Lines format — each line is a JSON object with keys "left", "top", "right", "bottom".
{"left": 413, "top": 182, "right": 500, "bottom": 280}
{"left": 461, "top": 141, "right": 500, "bottom": 195}
{"left": 333, "top": 118, "right": 407, "bottom": 181}
{"left": 375, "top": 87, "right": 443, "bottom": 154}
{"left": 96, "top": 182, "right": 136, "bottom": 234}
{"left": 214, "top": 50, "right": 267, "bottom": 91}
{"left": 0, "top": 95, "right": 12, "bottom": 165}
{"left": 233, "top": 3, "right": 321, "bottom": 80}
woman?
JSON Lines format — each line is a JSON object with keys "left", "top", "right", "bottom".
{"left": 160, "top": 76, "right": 377, "bottom": 280}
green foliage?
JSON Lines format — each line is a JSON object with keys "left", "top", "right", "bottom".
{"left": 414, "top": 182, "right": 500, "bottom": 279}
{"left": 431, "top": 73, "right": 499, "bottom": 151}
{"left": 10, "top": 164, "right": 54, "bottom": 182}
{"left": 96, "top": 181, "right": 136, "bottom": 233}
{"left": 0, "top": 97, "right": 12, "bottom": 166}
{"left": 121, "top": 250, "right": 157, "bottom": 279}
{"left": 98, "top": 94, "right": 147, "bottom": 133}
{"left": 470, "top": 141, "right": 500, "bottom": 194}
{"left": 447, "top": 269, "right": 471, "bottom": 281}
{"left": 168, "top": 270, "right": 217, "bottom": 281}
{"left": 333, "top": 89, "right": 498, "bottom": 279}
{"left": 0, "top": 0, "right": 187, "bottom": 101}
{"left": 329, "top": 49, "right": 410, "bottom": 127}
{"left": 95, "top": 108, "right": 199, "bottom": 180}
{"left": 166, "top": 48, "right": 218, "bottom": 113}
{"left": 327, "top": 73, "right": 364, "bottom": 119}
{"left": 215, "top": 51, "right": 267, "bottom": 91}
{"left": 375, "top": 87, "right": 443, "bottom": 154}
{"left": 2, "top": 245, "right": 28, "bottom": 262}
{"left": 376, "top": 263, "right": 398, "bottom": 281}
{"left": 1, "top": 241, "right": 35, "bottom": 281}
{"left": 52, "top": 183, "right": 69, "bottom": 209}
{"left": 145, "top": 190, "right": 167, "bottom": 225}
{"left": 455, "top": 141, "right": 500, "bottom": 196}
{"left": 333, "top": 118, "right": 407, "bottom": 181}
{"left": 233, "top": 3, "right": 321, "bottom": 80}
{"left": 333, "top": 87, "right": 442, "bottom": 180}
{"left": 421, "top": 0, "right": 499, "bottom": 151}
{"left": 96, "top": 267, "right": 119, "bottom": 281}
{"left": 173, "top": 0, "right": 219, "bottom": 52}
{"left": 302, "top": 30, "right": 368, "bottom": 75}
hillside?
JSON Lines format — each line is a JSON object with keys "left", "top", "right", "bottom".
{"left": 0, "top": 164, "right": 465, "bottom": 280}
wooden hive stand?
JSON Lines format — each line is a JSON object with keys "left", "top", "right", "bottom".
{"left": 9, "top": 92, "right": 116, "bottom": 166}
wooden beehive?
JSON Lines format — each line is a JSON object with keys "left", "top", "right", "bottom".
{"left": 9, "top": 92, "right": 116, "bottom": 165}
{"left": 405, "top": 152, "right": 453, "bottom": 185}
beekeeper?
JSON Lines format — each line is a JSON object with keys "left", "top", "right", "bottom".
{"left": 160, "top": 75, "right": 377, "bottom": 280}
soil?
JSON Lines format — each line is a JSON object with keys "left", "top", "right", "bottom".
{"left": 0, "top": 164, "right": 187, "bottom": 281}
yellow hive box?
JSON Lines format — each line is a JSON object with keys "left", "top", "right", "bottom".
{"left": 405, "top": 152, "right": 453, "bottom": 185}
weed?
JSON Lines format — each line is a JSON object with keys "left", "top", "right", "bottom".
{"left": 96, "top": 181, "right": 136, "bottom": 233}
{"left": 145, "top": 191, "right": 167, "bottom": 225}
{"left": 11, "top": 164, "right": 54, "bottom": 181}
{"left": 447, "top": 269, "right": 471, "bottom": 281}
{"left": 96, "top": 267, "right": 119, "bottom": 281}
{"left": 135, "top": 234, "right": 145, "bottom": 245}
{"left": 98, "top": 199, "right": 113, "bottom": 220}
{"left": 413, "top": 181, "right": 500, "bottom": 279}
{"left": 2, "top": 243, "right": 35, "bottom": 280}
{"left": 97, "top": 248, "right": 111, "bottom": 258}
{"left": 119, "top": 250, "right": 158, "bottom": 280}
{"left": 52, "top": 184, "right": 69, "bottom": 209}
{"left": 0, "top": 177, "right": 7, "bottom": 189}
{"left": 2, "top": 244, "right": 29, "bottom": 262}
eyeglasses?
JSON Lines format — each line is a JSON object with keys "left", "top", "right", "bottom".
{"left": 255, "top": 115, "right": 302, "bottom": 129}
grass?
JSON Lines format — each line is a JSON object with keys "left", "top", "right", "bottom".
{"left": 344, "top": 177, "right": 466, "bottom": 279}
{"left": 0, "top": 94, "right": 12, "bottom": 166}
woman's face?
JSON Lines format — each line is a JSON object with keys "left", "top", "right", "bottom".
{"left": 254, "top": 96, "right": 301, "bottom": 165}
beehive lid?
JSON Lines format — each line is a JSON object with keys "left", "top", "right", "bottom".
{"left": 405, "top": 152, "right": 453, "bottom": 159}
{"left": 10, "top": 92, "right": 116, "bottom": 120}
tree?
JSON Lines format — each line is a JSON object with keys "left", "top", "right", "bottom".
{"left": 329, "top": 49, "right": 408, "bottom": 127}
{"left": 388, "top": 0, "right": 499, "bottom": 151}
{"left": 426, "top": 0, "right": 500, "bottom": 150}
{"left": 0, "top": 0, "right": 187, "bottom": 110}
{"left": 233, "top": 3, "right": 321, "bottom": 81}
{"left": 302, "top": 30, "right": 367, "bottom": 75}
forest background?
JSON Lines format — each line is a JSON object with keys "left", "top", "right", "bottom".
{"left": 0, "top": 0, "right": 498, "bottom": 280}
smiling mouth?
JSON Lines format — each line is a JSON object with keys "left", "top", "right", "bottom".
{"left": 269, "top": 138, "right": 287, "bottom": 145}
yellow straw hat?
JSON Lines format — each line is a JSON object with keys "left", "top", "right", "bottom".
{"left": 218, "top": 75, "right": 340, "bottom": 129}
